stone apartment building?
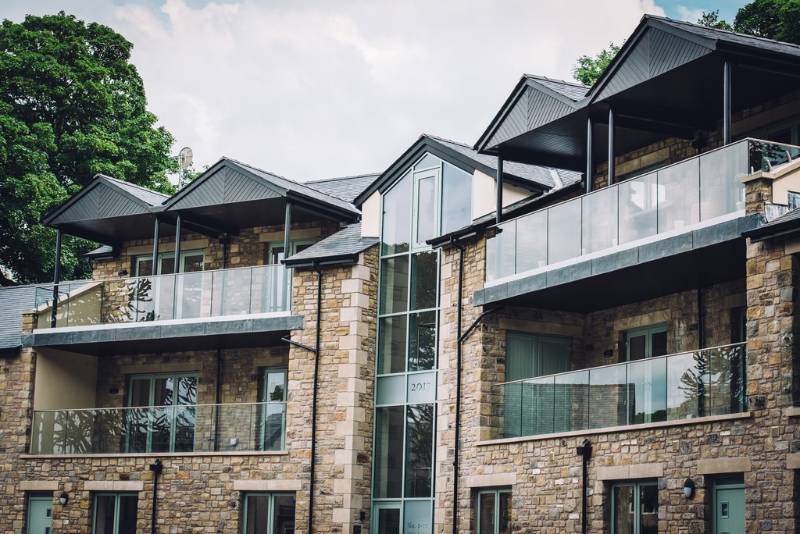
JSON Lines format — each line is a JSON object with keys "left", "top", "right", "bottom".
{"left": 4, "top": 13, "right": 800, "bottom": 534}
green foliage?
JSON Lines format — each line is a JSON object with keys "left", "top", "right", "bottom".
{"left": 0, "top": 12, "right": 177, "bottom": 285}
{"left": 697, "top": 10, "right": 734, "bottom": 30}
{"left": 734, "top": 0, "right": 800, "bottom": 43}
{"left": 573, "top": 42, "right": 621, "bottom": 87}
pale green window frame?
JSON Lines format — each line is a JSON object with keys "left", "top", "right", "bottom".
{"left": 475, "top": 488, "right": 511, "bottom": 534}
{"left": 91, "top": 493, "right": 137, "bottom": 534}
{"left": 125, "top": 371, "right": 199, "bottom": 453}
{"left": 624, "top": 324, "right": 667, "bottom": 361}
{"left": 240, "top": 493, "right": 296, "bottom": 534}
{"left": 133, "top": 249, "right": 204, "bottom": 276}
{"left": 259, "top": 367, "right": 287, "bottom": 451}
{"left": 610, "top": 481, "right": 658, "bottom": 534}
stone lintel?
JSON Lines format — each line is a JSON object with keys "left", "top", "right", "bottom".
{"left": 787, "top": 453, "right": 800, "bottom": 469}
{"left": 20, "top": 480, "right": 58, "bottom": 491}
{"left": 697, "top": 457, "right": 751, "bottom": 475}
{"left": 233, "top": 479, "right": 302, "bottom": 492}
{"left": 596, "top": 463, "right": 664, "bottom": 481}
{"left": 84, "top": 481, "right": 144, "bottom": 491}
{"left": 465, "top": 473, "right": 517, "bottom": 488}
{"left": 784, "top": 406, "right": 800, "bottom": 418}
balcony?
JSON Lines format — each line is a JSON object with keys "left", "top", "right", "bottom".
{"left": 25, "top": 265, "right": 301, "bottom": 352}
{"left": 497, "top": 343, "right": 746, "bottom": 439}
{"left": 480, "top": 139, "right": 799, "bottom": 308}
{"left": 29, "top": 401, "right": 286, "bottom": 455}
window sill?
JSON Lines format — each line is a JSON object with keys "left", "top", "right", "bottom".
{"left": 476, "top": 412, "right": 752, "bottom": 446}
{"left": 21, "top": 450, "right": 289, "bottom": 459}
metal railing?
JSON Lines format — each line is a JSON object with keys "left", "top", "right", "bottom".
{"left": 498, "top": 343, "right": 746, "bottom": 438}
{"left": 32, "top": 264, "right": 289, "bottom": 329}
{"left": 487, "top": 139, "right": 800, "bottom": 282}
{"left": 29, "top": 401, "right": 287, "bottom": 454}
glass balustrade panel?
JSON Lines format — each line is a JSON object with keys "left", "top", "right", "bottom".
{"left": 582, "top": 187, "right": 618, "bottom": 254}
{"left": 618, "top": 172, "right": 658, "bottom": 245}
{"left": 657, "top": 158, "right": 700, "bottom": 233}
{"left": 547, "top": 198, "right": 582, "bottom": 264}
{"left": 699, "top": 141, "right": 748, "bottom": 220}
{"left": 516, "top": 211, "right": 547, "bottom": 273}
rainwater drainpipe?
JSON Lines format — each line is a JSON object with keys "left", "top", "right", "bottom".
{"left": 281, "top": 262, "right": 322, "bottom": 534}
{"left": 448, "top": 235, "right": 497, "bottom": 534}
{"left": 149, "top": 458, "right": 163, "bottom": 534}
{"left": 576, "top": 439, "right": 592, "bottom": 534}
{"left": 213, "top": 235, "right": 230, "bottom": 451}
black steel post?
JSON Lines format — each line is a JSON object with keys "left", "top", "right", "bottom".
{"left": 577, "top": 439, "right": 592, "bottom": 534}
{"left": 607, "top": 107, "right": 616, "bottom": 185}
{"left": 586, "top": 116, "right": 594, "bottom": 193}
{"left": 309, "top": 264, "right": 322, "bottom": 534}
{"left": 451, "top": 239, "right": 465, "bottom": 534}
{"left": 149, "top": 458, "right": 163, "bottom": 534}
{"left": 50, "top": 228, "right": 63, "bottom": 328}
{"left": 151, "top": 217, "right": 160, "bottom": 274}
{"left": 173, "top": 215, "right": 182, "bottom": 273}
{"left": 496, "top": 153, "right": 504, "bottom": 224}
{"left": 723, "top": 60, "right": 732, "bottom": 144}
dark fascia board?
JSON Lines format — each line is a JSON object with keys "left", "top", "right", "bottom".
{"left": 473, "top": 76, "right": 586, "bottom": 154}
{"left": 353, "top": 135, "right": 544, "bottom": 207}
{"left": 743, "top": 217, "right": 800, "bottom": 241}
{"left": 284, "top": 253, "right": 360, "bottom": 269}
{"left": 161, "top": 158, "right": 288, "bottom": 211}
{"left": 586, "top": 15, "right": 716, "bottom": 105}
{"left": 285, "top": 190, "right": 361, "bottom": 222}
{"left": 42, "top": 174, "right": 156, "bottom": 226}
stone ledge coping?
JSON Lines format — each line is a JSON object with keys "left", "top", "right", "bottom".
{"left": 597, "top": 463, "right": 663, "bottom": 481}
{"left": 697, "top": 457, "right": 751, "bottom": 475}
{"left": 20, "top": 450, "right": 289, "bottom": 460}
{"left": 784, "top": 406, "right": 800, "bottom": 418}
{"left": 465, "top": 473, "right": 517, "bottom": 488}
{"left": 476, "top": 412, "right": 752, "bottom": 447}
{"left": 85, "top": 481, "right": 144, "bottom": 491}
{"left": 233, "top": 479, "right": 302, "bottom": 491}
{"left": 20, "top": 480, "right": 59, "bottom": 491}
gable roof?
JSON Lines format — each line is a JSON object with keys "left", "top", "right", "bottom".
{"left": 163, "top": 157, "right": 361, "bottom": 219}
{"left": 354, "top": 133, "right": 580, "bottom": 207}
{"left": 305, "top": 174, "right": 379, "bottom": 204}
{"left": 283, "top": 223, "right": 378, "bottom": 268}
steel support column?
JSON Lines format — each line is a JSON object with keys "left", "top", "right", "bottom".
{"left": 608, "top": 107, "right": 616, "bottom": 185}
{"left": 151, "top": 217, "right": 160, "bottom": 273}
{"left": 283, "top": 201, "right": 292, "bottom": 261}
{"left": 723, "top": 60, "right": 732, "bottom": 145}
{"left": 50, "top": 228, "right": 63, "bottom": 328}
{"left": 496, "top": 153, "right": 504, "bottom": 224}
{"left": 174, "top": 214, "right": 182, "bottom": 273}
{"left": 586, "top": 116, "right": 594, "bottom": 193}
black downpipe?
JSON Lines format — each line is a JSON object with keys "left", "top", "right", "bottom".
{"left": 451, "top": 239, "right": 465, "bottom": 534}
{"left": 149, "top": 458, "right": 163, "bottom": 534}
{"left": 213, "top": 236, "right": 230, "bottom": 452}
{"left": 577, "top": 439, "right": 592, "bottom": 534}
{"left": 309, "top": 265, "right": 322, "bottom": 534}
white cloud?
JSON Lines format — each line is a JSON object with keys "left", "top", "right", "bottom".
{"left": 1, "top": 0, "right": 668, "bottom": 180}
{"left": 676, "top": 5, "right": 705, "bottom": 23}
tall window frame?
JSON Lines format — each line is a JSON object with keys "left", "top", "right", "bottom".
{"left": 259, "top": 367, "right": 287, "bottom": 451}
{"left": 91, "top": 493, "right": 138, "bottom": 534}
{"left": 610, "top": 480, "right": 658, "bottom": 534}
{"left": 134, "top": 249, "right": 204, "bottom": 277}
{"left": 240, "top": 493, "right": 296, "bottom": 534}
{"left": 475, "top": 488, "right": 512, "bottom": 534}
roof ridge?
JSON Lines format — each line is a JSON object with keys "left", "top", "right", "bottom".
{"left": 422, "top": 133, "right": 474, "bottom": 150}
{"left": 523, "top": 73, "right": 588, "bottom": 89}
{"left": 99, "top": 175, "right": 169, "bottom": 197}
{"left": 649, "top": 13, "right": 800, "bottom": 52}
{"left": 305, "top": 173, "right": 380, "bottom": 184}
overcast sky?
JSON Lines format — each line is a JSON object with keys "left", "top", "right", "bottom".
{"left": 2, "top": 0, "right": 748, "bottom": 182}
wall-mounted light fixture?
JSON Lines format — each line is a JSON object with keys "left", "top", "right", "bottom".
{"left": 59, "top": 492, "right": 69, "bottom": 506}
{"left": 682, "top": 478, "right": 695, "bottom": 499}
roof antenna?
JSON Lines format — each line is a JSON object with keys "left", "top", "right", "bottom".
{"left": 177, "top": 146, "right": 194, "bottom": 188}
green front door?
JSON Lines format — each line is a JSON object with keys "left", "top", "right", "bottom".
{"left": 714, "top": 484, "right": 745, "bottom": 534}
{"left": 27, "top": 496, "right": 52, "bottom": 534}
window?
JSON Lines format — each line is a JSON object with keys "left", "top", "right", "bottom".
{"left": 92, "top": 493, "right": 137, "bottom": 534}
{"left": 624, "top": 325, "right": 667, "bottom": 361}
{"left": 134, "top": 250, "right": 204, "bottom": 277}
{"left": 241, "top": 493, "right": 295, "bottom": 534}
{"left": 441, "top": 163, "right": 472, "bottom": 234}
{"left": 259, "top": 368, "right": 287, "bottom": 451}
{"left": 476, "top": 489, "right": 511, "bottom": 534}
{"left": 126, "top": 372, "right": 198, "bottom": 453}
{"left": 611, "top": 481, "right": 658, "bottom": 534}
{"left": 789, "top": 191, "right": 800, "bottom": 210}
{"left": 266, "top": 241, "right": 314, "bottom": 265}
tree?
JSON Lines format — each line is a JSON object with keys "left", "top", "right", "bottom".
{"left": 734, "top": 0, "right": 800, "bottom": 44}
{"left": 697, "top": 9, "right": 733, "bottom": 30}
{"left": 0, "top": 12, "right": 176, "bottom": 285}
{"left": 573, "top": 42, "right": 621, "bottom": 86}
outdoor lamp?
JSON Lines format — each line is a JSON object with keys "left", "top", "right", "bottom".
{"left": 682, "top": 478, "right": 695, "bottom": 499}
{"left": 59, "top": 492, "right": 69, "bottom": 506}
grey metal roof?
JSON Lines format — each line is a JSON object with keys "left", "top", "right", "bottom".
{"left": 284, "top": 223, "right": 378, "bottom": 267}
{"left": 102, "top": 175, "right": 169, "bottom": 206}
{"left": 428, "top": 134, "right": 581, "bottom": 190}
{"left": 744, "top": 207, "right": 800, "bottom": 240}
{"left": 305, "top": 174, "right": 379, "bottom": 204}
{"left": 525, "top": 74, "right": 587, "bottom": 102}
{"left": 0, "top": 285, "right": 36, "bottom": 350}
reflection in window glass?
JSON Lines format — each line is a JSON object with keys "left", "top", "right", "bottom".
{"left": 379, "top": 257, "right": 409, "bottom": 315}
{"left": 639, "top": 484, "right": 658, "bottom": 534}
{"left": 404, "top": 404, "right": 434, "bottom": 497}
{"left": 414, "top": 153, "right": 440, "bottom": 170}
{"left": 477, "top": 489, "right": 511, "bottom": 534}
{"left": 478, "top": 492, "right": 496, "bottom": 534}
{"left": 612, "top": 485, "right": 635, "bottom": 534}
{"left": 499, "top": 492, "right": 511, "bottom": 534}
{"left": 408, "top": 311, "right": 436, "bottom": 371}
{"left": 415, "top": 175, "right": 437, "bottom": 246}
{"left": 410, "top": 251, "right": 437, "bottom": 310}
{"left": 442, "top": 163, "right": 472, "bottom": 234}
{"left": 657, "top": 158, "right": 699, "bottom": 232}
{"left": 92, "top": 494, "right": 138, "bottom": 534}
{"left": 378, "top": 316, "right": 408, "bottom": 374}
{"left": 373, "top": 406, "right": 404, "bottom": 498}
{"left": 382, "top": 172, "right": 412, "bottom": 255}
{"left": 242, "top": 494, "right": 295, "bottom": 534}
